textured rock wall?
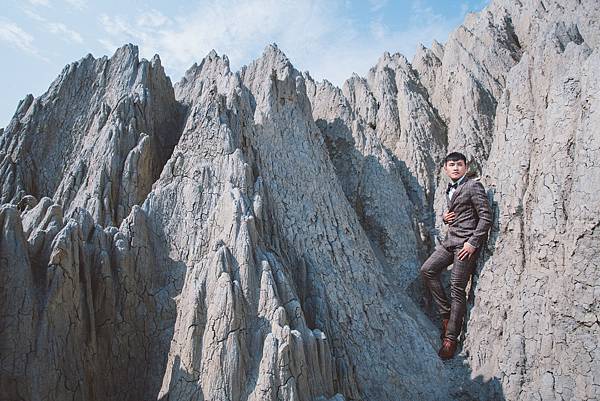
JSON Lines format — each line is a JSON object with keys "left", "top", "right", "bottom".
{"left": 463, "top": 2, "right": 600, "bottom": 400}
{"left": 0, "top": 1, "right": 598, "bottom": 400}
{"left": 0, "top": 45, "right": 181, "bottom": 227}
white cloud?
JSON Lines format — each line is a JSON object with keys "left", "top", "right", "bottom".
{"left": 97, "top": 0, "right": 478, "bottom": 86}
{"left": 28, "top": 0, "right": 50, "bottom": 6}
{"left": 47, "top": 22, "right": 84, "bottom": 43}
{"left": 99, "top": 14, "right": 141, "bottom": 38}
{"left": 370, "top": 17, "right": 388, "bottom": 40}
{"left": 99, "top": 1, "right": 357, "bottom": 80}
{"left": 410, "top": 0, "right": 443, "bottom": 26}
{"left": 0, "top": 18, "right": 48, "bottom": 60}
{"left": 368, "top": 0, "right": 388, "bottom": 12}
{"left": 24, "top": 9, "right": 84, "bottom": 44}
{"left": 136, "top": 9, "right": 171, "bottom": 29}
{"left": 64, "top": 0, "right": 86, "bottom": 10}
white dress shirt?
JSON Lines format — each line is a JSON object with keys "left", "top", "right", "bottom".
{"left": 448, "top": 174, "right": 466, "bottom": 200}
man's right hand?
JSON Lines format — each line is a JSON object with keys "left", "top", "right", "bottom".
{"left": 443, "top": 210, "right": 456, "bottom": 224}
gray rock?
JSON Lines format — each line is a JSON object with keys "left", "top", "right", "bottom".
{"left": 463, "top": 2, "right": 600, "bottom": 400}
{"left": 152, "top": 44, "right": 448, "bottom": 401}
{"left": 0, "top": 1, "right": 598, "bottom": 400}
{"left": 0, "top": 205, "right": 35, "bottom": 401}
{"left": 0, "top": 44, "right": 181, "bottom": 227}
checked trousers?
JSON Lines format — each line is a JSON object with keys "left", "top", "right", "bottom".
{"left": 420, "top": 244, "right": 480, "bottom": 341}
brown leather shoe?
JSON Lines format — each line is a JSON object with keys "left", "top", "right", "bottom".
{"left": 440, "top": 318, "right": 449, "bottom": 340}
{"left": 438, "top": 337, "right": 458, "bottom": 360}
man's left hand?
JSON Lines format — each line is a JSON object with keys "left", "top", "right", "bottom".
{"left": 457, "top": 242, "right": 476, "bottom": 261}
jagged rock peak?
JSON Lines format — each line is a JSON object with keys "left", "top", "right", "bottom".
{"left": 175, "top": 49, "right": 234, "bottom": 105}
{"left": 243, "top": 43, "right": 296, "bottom": 79}
{"left": 181, "top": 49, "right": 231, "bottom": 80}
{"left": 110, "top": 42, "right": 139, "bottom": 62}
{"left": 375, "top": 50, "right": 410, "bottom": 68}
{"left": 0, "top": 42, "right": 181, "bottom": 227}
{"left": 1, "top": 1, "right": 599, "bottom": 401}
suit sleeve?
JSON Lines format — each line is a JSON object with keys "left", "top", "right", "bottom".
{"left": 467, "top": 181, "right": 492, "bottom": 248}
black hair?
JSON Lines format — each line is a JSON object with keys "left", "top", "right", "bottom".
{"left": 444, "top": 152, "right": 467, "bottom": 165}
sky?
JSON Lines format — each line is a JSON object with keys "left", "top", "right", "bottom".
{"left": 0, "top": 0, "right": 489, "bottom": 128}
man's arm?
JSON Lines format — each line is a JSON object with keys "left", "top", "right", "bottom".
{"left": 467, "top": 181, "right": 492, "bottom": 248}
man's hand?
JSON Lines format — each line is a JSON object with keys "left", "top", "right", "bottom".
{"left": 443, "top": 210, "right": 457, "bottom": 224}
{"left": 457, "top": 242, "right": 476, "bottom": 261}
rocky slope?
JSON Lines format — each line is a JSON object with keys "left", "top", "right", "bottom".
{"left": 0, "top": 1, "right": 598, "bottom": 400}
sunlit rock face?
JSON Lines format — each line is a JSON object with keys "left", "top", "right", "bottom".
{"left": 0, "top": 44, "right": 182, "bottom": 227}
{"left": 0, "top": 1, "right": 598, "bottom": 401}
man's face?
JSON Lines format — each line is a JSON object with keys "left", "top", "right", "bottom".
{"left": 444, "top": 159, "right": 467, "bottom": 181}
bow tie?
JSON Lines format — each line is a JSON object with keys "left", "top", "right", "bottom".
{"left": 446, "top": 182, "right": 459, "bottom": 193}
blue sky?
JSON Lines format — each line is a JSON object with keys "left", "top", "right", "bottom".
{"left": 0, "top": 0, "right": 488, "bottom": 127}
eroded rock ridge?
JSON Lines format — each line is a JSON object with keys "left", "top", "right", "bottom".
{"left": 1, "top": 1, "right": 598, "bottom": 400}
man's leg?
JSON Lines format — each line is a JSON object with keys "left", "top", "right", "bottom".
{"left": 445, "top": 248, "right": 480, "bottom": 341}
{"left": 420, "top": 245, "right": 455, "bottom": 320}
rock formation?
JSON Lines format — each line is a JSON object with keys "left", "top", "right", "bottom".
{"left": 0, "top": 0, "right": 598, "bottom": 400}
{"left": 0, "top": 46, "right": 181, "bottom": 227}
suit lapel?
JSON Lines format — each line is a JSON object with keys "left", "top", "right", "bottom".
{"left": 448, "top": 176, "right": 470, "bottom": 209}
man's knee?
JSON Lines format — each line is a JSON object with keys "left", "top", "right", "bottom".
{"left": 422, "top": 247, "right": 453, "bottom": 276}
{"left": 420, "top": 258, "right": 435, "bottom": 278}
{"left": 449, "top": 283, "right": 467, "bottom": 301}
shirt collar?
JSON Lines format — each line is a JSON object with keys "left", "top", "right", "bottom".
{"left": 451, "top": 174, "right": 466, "bottom": 186}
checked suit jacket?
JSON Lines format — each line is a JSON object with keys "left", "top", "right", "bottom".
{"left": 442, "top": 176, "right": 492, "bottom": 250}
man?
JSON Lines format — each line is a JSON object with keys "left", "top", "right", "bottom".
{"left": 420, "top": 152, "right": 492, "bottom": 359}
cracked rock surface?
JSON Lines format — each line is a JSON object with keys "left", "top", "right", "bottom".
{"left": 0, "top": 44, "right": 182, "bottom": 227}
{"left": 1, "top": 1, "right": 598, "bottom": 400}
